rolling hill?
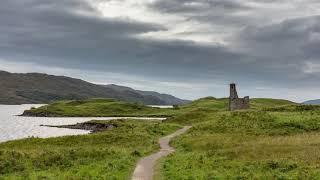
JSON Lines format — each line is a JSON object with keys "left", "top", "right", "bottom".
{"left": 22, "top": 96, "right": 297, "bottom": 117}
{"left": 0, "top": 71, "right": 189, "bottom": 105}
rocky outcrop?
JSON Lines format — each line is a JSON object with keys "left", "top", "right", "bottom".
{"left": 21, "top": 111, "right": 58, "bottom": 117}
{"left": 41, "top": 122, "right": 116, "bottom": 133}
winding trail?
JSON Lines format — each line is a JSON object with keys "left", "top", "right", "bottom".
{"left": 132, "top": 126, "right": 192, "bottom": 180}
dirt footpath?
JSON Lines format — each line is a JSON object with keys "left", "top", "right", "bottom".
{"left": 132, "top": 126, "right": 192, "bottom": 180}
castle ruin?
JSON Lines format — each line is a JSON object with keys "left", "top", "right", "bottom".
{"left": 229, "top": 83, "right": 250, "bottom": 111}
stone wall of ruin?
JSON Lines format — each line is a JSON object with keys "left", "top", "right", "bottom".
{"left": 229, "top": 84, "right": 250, "bottom": 111}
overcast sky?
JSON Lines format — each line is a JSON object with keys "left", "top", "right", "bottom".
{"left": 1, "top": 0, "right": 320, "bottom": 102}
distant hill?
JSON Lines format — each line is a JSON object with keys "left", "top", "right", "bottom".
{"left": 0, "top": 71, "right": 190, "bottom": 105}
{"left": 303, "top": 99, "right": 320, "bottom": 105}
{"left": 105, "top": 84, "right": 188, "bottom": 106}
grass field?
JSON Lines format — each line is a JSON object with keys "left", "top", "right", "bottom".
{"left": 4, "top": 97, "right": 320, "bottom": 179}
{"left": 0, "top": 120, "right": 181, "bottom": 179}
{"left": 160, "top": 109, "right": 320, "bottom": 179}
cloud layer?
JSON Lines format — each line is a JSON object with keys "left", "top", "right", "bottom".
{"left": 1, "top": 0, "right": 320, "bottom": 101}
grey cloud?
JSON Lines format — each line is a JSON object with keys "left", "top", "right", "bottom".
{"left": 148, "top": 0, "right": 254, "bottom": 27}
{"left": 0, "top": 0, "right": 164, "bottom": 39}
{"left": 2, "top": 0, "right": 320, "bottom": 101}
{"left": 0, "top": 0, "right": 312, "bottom": 86}
{"left": 234, "top": 16, "right": 320, "bottom": 60}
{"left": 228, "top": 16, "right": 320, "bottom": 86}
{"left": 0, "top": 0, "right": 166, "bottom": 57}
{"left": 148, "top": 0, "right": 320, "bottom": 35}
{"left": 148, "top": 0, "right": 250, "bottom": 13}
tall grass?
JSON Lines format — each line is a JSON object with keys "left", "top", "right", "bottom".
{"left": 161, "top": 110, "right": 320, "bottom": 179}
{"left": 0, "top": 120, "right": 181, "bottom": 179}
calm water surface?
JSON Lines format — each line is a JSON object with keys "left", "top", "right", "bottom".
{"left": 0, "top": 104, "right": 165, "bottom": 143}
{"left": 149, "top": 105, "right": 173, "bottom": 108}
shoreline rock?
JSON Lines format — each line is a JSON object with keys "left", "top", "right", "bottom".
{"left": 41, "top": 122, "right": 116, "bottom": 133}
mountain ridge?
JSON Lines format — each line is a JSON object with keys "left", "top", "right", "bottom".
{"left": 303, "top": 99, "right": 320, "bottom": 105}
{"left": 0, "top": 70, "right": 190, "bottom": 105}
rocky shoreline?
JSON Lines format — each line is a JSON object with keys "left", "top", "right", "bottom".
{"left": 41, "top": 121, "right": 116, "bottom": 133}
{"left": 21, "top": 110, "right": 168, "bottom": 118}
{"left": 22, "top": 110, "right": 58, "bottom": 117}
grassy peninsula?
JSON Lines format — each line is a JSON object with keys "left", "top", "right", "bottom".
{"left": 5, "top": 97, "right": 320, "bottom": 179}
{"left": 22, "top": 98, "right": 176, "bottom": 117}
{"left": 22, "top": 97, "right": 296, "bottom": 117}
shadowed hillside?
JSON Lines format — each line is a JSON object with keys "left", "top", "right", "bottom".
{"left": 0, "top": 71, "right": 189, "bottom": 105}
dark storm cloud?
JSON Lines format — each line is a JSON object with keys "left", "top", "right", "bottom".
{"left": 148, "top": 0, "right": 254, "bottom": 27}
{"left": 148, "top": 0, "right": 250, "bottom": 13}
{"left": 227, "top": 15, "right": 320, "bottom": 86}
{"left": 2, "top": 0, "right": 320, "bottom": 101}
{"left": 234, "top": 16, "right": 320, "bottom": 63}
{"left": 0, "top": 0, "right": 165, "bottom": 69}
{"left": 0, "top": 0, "right": 255, "bottom": 83}
{"left": 0, "top": 0, "right": 165, "bottom": 44}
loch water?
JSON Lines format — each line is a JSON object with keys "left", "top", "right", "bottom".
{"left": 0, "top": 104, "right": 165, "bottom": 143}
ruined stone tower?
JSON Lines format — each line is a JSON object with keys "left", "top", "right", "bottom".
{"left": 229, "top": 83, "right": 250, "bottom": 111}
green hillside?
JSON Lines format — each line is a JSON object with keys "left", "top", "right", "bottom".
{"left": 22, "top": 97, "right": 297, "bottom": 118}
{"left": 0, "top": 71, "right": 189, "bottom": 105}
{"left": 251, "top": 98, "right": 297, "bottom": 109}
{"left": 179, "top": 97, "right": 296, "bottom": 111}
{"left": 159, "top": 99, "right": 320, "bottom": 179}
{"left": 161, "top": 110, "right": 320, "bottom": 179}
